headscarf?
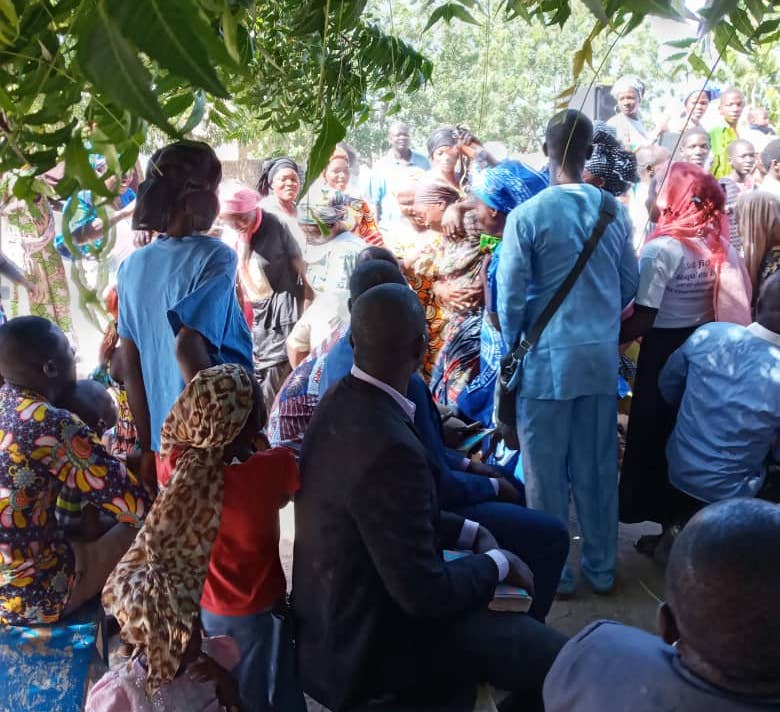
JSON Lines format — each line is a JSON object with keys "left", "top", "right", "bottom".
{"left": 586, "top": 122, "right": 639, "bottom": 196}
{"left": 427, "top": 126, "right": 459, "bottom": 158}
{"left": 735, "top": 190, "right": 780, "bottom": 296}
{"left": 471, "top": 160, "right": 549, "bottom": 214}
{"left": 683, "top": 83, "right": 713, "bottom": 104}
{"left": 257, "top": 157, "right": 300, "bottom": 198}
{"left": 611, "top": 75, "right": 645, "bottom": 102}
{"left": 133, "top": 141, "right": 222, "bottom": 233}
{"left": 102, "top": 364, "right": 254, "bottom": 695}
{"left": 219, "top": 180, "right": 260, "bottom": 215}
{"left": 414, "top": 178, "right": 461, "bottom": 206}
{"left": 648, "top": 162, "right": 751, "bottom": 324}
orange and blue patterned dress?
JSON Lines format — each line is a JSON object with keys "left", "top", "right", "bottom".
{"left": 0, "top": 384, "right": 151, "bottom": 626}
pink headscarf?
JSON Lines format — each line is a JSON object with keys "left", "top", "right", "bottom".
{"left": 648, "top": 162, "right": 751, "bottom": 325}
{"left": 219, "top": 181, "right": 260, "bottom": 215}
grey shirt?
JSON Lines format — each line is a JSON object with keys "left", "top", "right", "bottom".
{"left": 544, "top": 621, "right": 780, "bottom": 711}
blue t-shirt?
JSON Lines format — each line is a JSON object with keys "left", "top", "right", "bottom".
{"left": 544, "top": 620, "right": 780, "bottom": 711}
{"left": 117, "top": 236, "right": 253, "bottom": 451}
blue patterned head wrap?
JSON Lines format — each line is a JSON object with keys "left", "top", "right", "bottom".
{"left": 471, "top": 160, "right": 549, "bottom": 214}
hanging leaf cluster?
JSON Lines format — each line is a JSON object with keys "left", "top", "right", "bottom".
{"left": 423, "top": 0, "right": 780, "bottom": 107}
{"left": 0, "top": 0, "right": 431, "bottom": 204}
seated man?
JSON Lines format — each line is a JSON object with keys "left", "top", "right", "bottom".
{"left": 320, "top": 262, "right": 568, "bottom": 622}
{"left": 544, "top": 498, "right": 780, "bottom": 710}
{"left": 658, "top": 272, "right": 780, "bottom": 506}
{"left": 293, "top": 283, "right": 567, "bottom": 712}
{"left": 0, "top": 317, "right": 151, "bottom": 626}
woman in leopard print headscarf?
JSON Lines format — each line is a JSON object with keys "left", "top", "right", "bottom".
{"left": 102, "top": 363, "right": 254, "bottom": 694}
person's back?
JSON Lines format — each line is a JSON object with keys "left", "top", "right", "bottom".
{"left": 201, "top": 447, "right": 298, "bottom": 617}
{"left": 544, "top": 620, "right": 777, "bottom": 711}
{"left": 0, "top": 317, "right": 150, "bottom": 626}
{"left": 544, "top": 498, "right": 780, "bottom": 710}
{"left": 496, "top": 110, "right": 638, "bottom": 595}
{"left": 118, "top": 235, "right": 252, "bottom": 452}
{"left": 660, "top": 276, "right": 780, "bottom": 503}
{"left": 498, "top": 182, "right": 637, "bottom": 399}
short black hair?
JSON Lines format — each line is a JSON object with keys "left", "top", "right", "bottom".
{"left": 681, "top": 126, "right": 709, "bottom": 145}
{"left": 59, "top": 379, "right": 117, "bottom": 432}
{"left": 545, "top": 109, "right": 593, "bottom": 165}
{"left": 357, "top": 246, "right": 397, "bottom": 266}
{"left": 351, "top": 283, "right": 426, "bottom": 367}
{"left": 666, "top": 498, "right": 780, "bottom": 688}
{"left": 761, "top": 138, "right": 780, "bottom": 168}
{"left": 0, "top": 316, "right": 61, "bottom": 378}
{"left": 727, "top": 138, "right": 754, "bottom": 158}
{"left": 349, "top": 259, "right": 406, "bottom": 302}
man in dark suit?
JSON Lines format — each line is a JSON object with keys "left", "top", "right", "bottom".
{"left": 293, "top": 283, "right": 567, "bottom": 712}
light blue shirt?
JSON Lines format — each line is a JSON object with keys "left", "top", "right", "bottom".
{"left": 368, "top": 150, "right": 430, "bottom": 227}
{"left": 117, "top": 236, "right": 253, "bottom": 451}
{"left": 659, "top": 322, "right": 780, "bottom": 502}
{"left": 497, "top": 183, "right": 638, "bottom": 400}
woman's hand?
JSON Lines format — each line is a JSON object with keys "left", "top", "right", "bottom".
{"left": 432, "top": 281, "right": 481, "bottom": 311}
{"left": 441, "top": 203, "right": 464, "bottom": 239}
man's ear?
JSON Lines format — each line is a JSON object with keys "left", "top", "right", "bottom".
{"left": 42, "top": 359, "right": 59, "bottom": 379}
{"left": 658, "top": 602, "right": 680, "bottom": 645}
{"left": 542, "top": 141, "right": 549, "bottom": 158}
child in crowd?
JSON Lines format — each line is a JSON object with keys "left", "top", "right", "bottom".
{"left": 86, "top": 615, "right": 241, "bottom": 712}
{"left": 92, "top": 285, "right": 136, "bottom": 458}
{"left": 198, "top": 382, "right": 306, "bottom": 712}
{"left": 678, "top": 126, "right": 711, "bottom": 168}
{"left": 118, "top": 364, "right": 305, "bottom": 712}
{"left": 55, "top": 378, "right": 119, "bottom": 539}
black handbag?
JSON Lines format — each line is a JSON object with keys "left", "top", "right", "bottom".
{"left": 495, "top": 189, "right": 618, "bottom": 450}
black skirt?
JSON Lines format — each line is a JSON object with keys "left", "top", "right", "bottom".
{"left": 619, "top": 325, "right": 701, "bottom": 525}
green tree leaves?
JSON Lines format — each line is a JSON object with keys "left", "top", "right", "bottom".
{"left": 77, "top": 3, "right": 175, "bottom": 133}
{"left": 107, "top": 0, "right": 231, "bottom": 99}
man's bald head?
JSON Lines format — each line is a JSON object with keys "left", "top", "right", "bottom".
{"left": 756, "top": 271, "right": 780, "bottom": 333}
{"left": 349, "top": 260, "right": 406, "bottom": 304}
{"left": 0, "top": 316, "right": 75, "bottom": 400}
{"left": 544, "top": 109, "right": 593, "bottom": 171}
{"left": 665, "top": 498, "right": 780, "bottom": 694}
{"left": 351, "top": 283, "right": 426, "bottom": 377}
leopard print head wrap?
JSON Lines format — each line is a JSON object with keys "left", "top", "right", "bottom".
{"left": 102, "top": 363, "right": 254, "bottom": 695}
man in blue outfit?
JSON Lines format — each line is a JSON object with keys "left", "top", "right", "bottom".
{"left": 659, "top": 272, "right": 780, "bottom": 505}
{"left": 497, "top": 110, "right": 639, "bottom": 595}
{"left": 369, "top": 121, "right": 430, "bottom": 233}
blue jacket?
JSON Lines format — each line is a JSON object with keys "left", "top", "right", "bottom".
{"left": 321, "top": 333, "right": 496, "bottom": 508}
{"left": 497, "top": 184, "right": 638, "bottom": 400}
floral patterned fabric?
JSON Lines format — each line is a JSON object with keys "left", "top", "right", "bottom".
{"left": 0, "top": 384, "right": 150, "bottom": 626}
{"left": 404, "top": 218, "right": 484, "bottom": 382}
{"left": 102, "top": 364, "right": 253, "bottom": 696}
{"left": 3, "top": 197, "right": 75, "bottom": 345}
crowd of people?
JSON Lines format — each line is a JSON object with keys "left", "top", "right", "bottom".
{"left": 1, "top": 73, "right": 780, "bottom": 712}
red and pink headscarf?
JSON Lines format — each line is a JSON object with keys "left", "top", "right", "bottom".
{"left": 648, "top": 162, "right": 751, "bottom": 324}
